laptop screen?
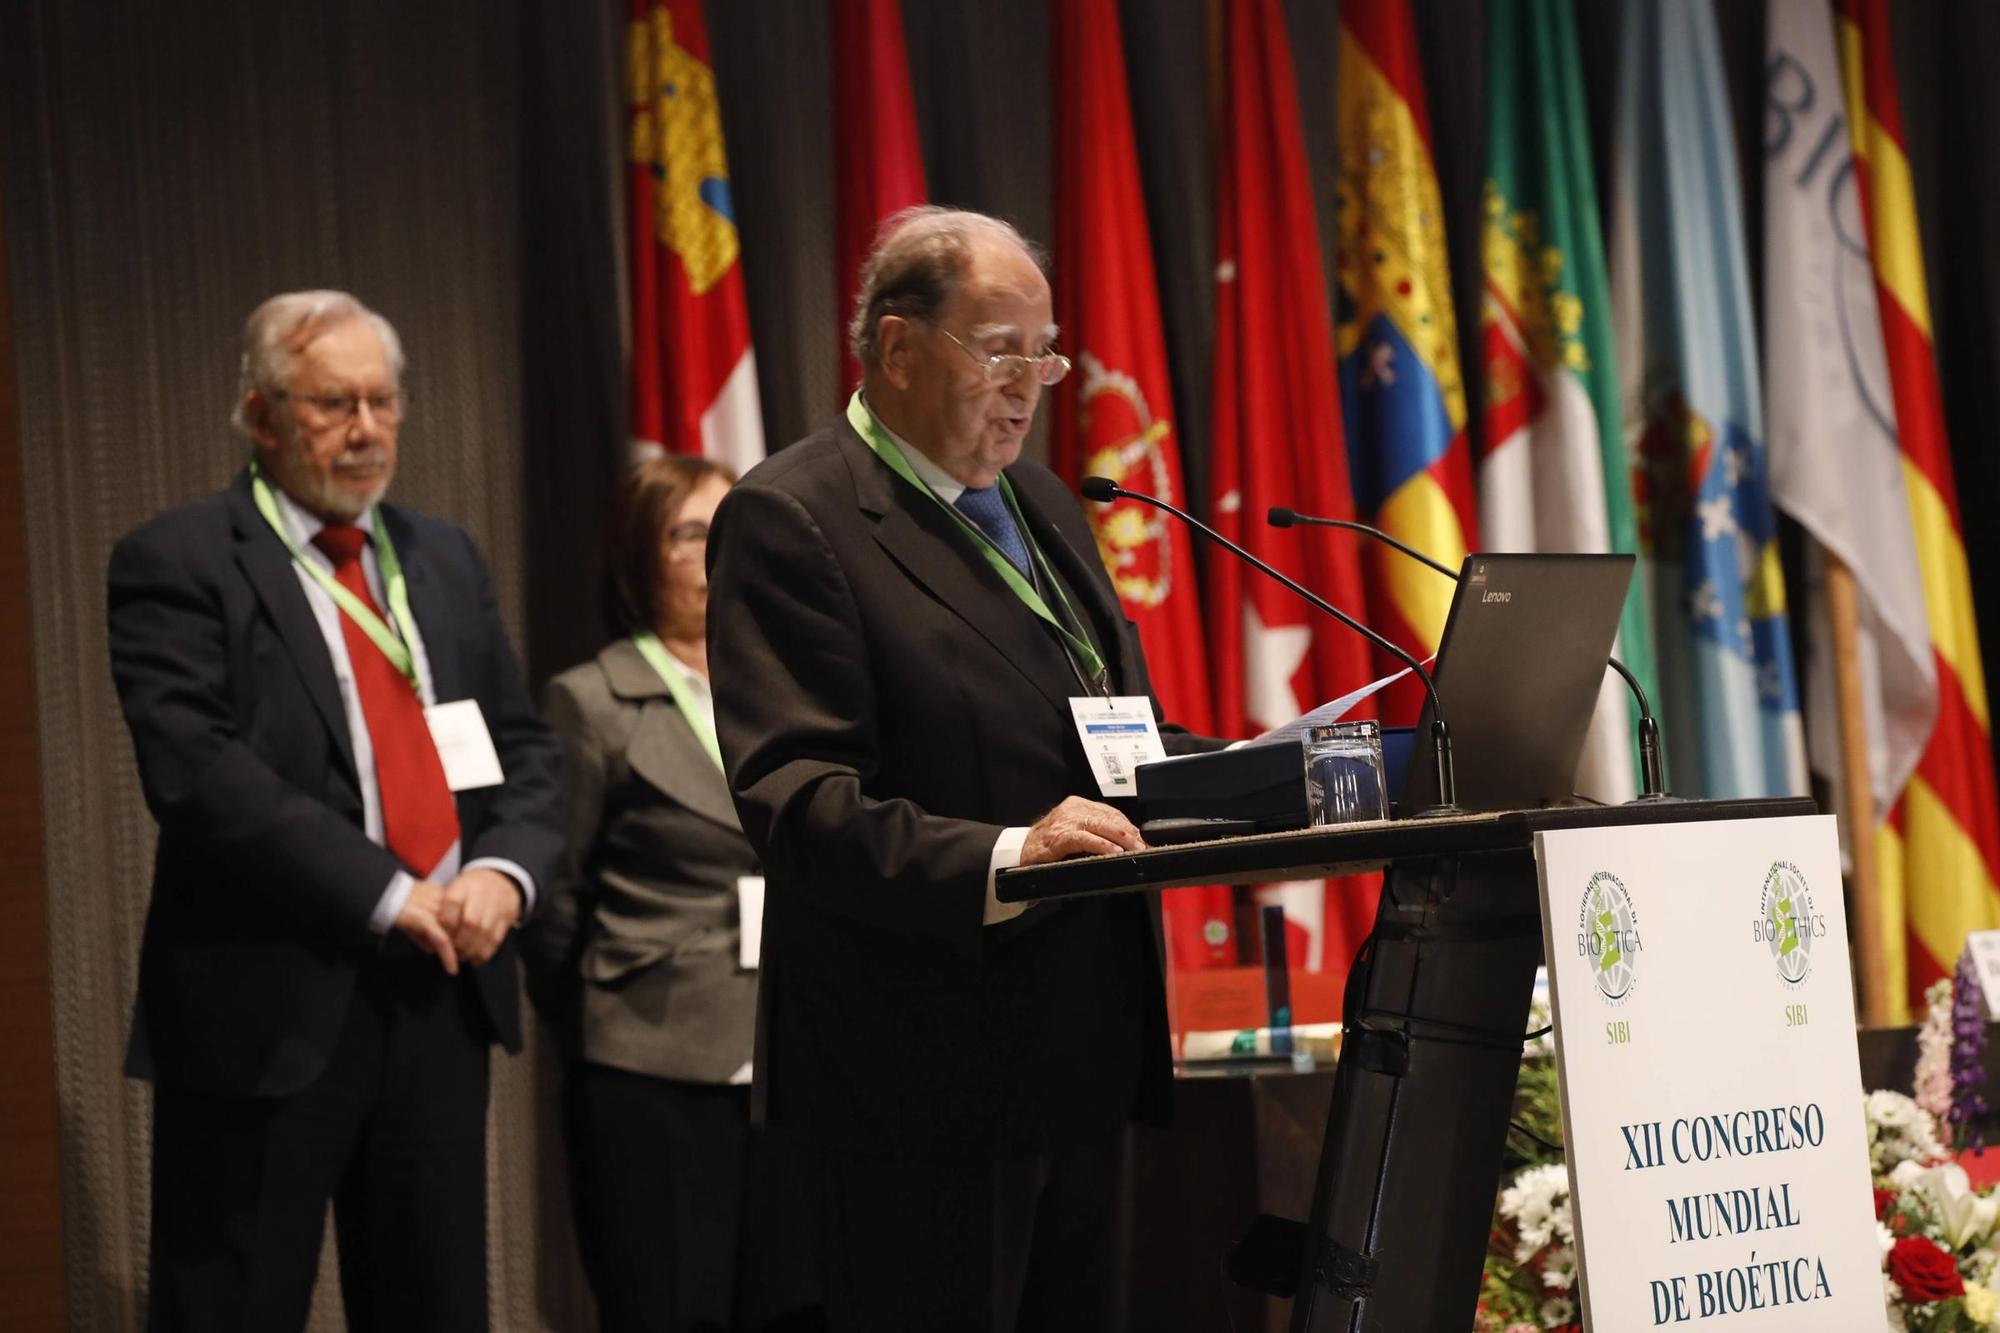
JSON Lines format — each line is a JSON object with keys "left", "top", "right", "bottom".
{"left": 1398, "top": 553, "right": 1635, "bottom": 813}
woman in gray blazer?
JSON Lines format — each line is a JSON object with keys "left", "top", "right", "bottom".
{"left": 526, "top": 456, "right": 818, "bottom": 1333}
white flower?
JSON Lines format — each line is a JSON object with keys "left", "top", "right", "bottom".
{"left": 1539, "top": 1296, "right": 1575, "bottom": 1326}
{"left": 1541, "top": 1243, "right": 1577, "bottom": 1291}
{"left": 1878, "top": 1222, "right": 1897, "bottom": 1256}
{"left": 1872, "top": 1090, "right": 1919, "bottom": 1129}
{"left": 1900, "top": 1163, "right": 2000, "bottom": 1250}
{"left": 1499, "top": 1163, "right": 1571, "bottom": 1264}
{"left": 1891, "top": 1159, "right": 1928, "bottom": 1189}
{"left": 1868, "top": 1089, "right": 1950, "bottom": 1174}
{"left": 1883, "top": 1272, "right": 1908, "bottom": 1332}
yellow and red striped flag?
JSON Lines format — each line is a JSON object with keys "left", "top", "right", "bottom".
{"left": 1839, "top": 0, "right": 2000, "bottom": 1017}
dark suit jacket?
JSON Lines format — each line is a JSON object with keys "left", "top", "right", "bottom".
{"left": 706, "top": 419, "right": 1222, "bottom": 1159}
{"left": 106, "top": 470, "right": 562, "bottom": 1099}
{"left": 524, "top": 639, "right": 761, "bottom": 1083}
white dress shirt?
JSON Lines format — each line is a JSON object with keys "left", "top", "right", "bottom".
{"left": 272, "top": 487, "right": 535, "bottom": 933}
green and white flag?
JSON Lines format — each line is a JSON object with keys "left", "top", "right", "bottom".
{"left": 1478, "top": 0, "right": 1659, "bottom": 801}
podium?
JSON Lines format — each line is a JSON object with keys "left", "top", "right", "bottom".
{"left": 997, "top": 794, "right": 1818, "bottom": 1332}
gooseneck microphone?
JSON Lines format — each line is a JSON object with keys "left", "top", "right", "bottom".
{"left": 1267, "top": 505, "right": 1670, "bottom": 801}
{"left": 1081, "top": 477, "right": 1460, "bottom": 816}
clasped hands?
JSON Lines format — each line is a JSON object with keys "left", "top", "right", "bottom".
{"left": 393, "top": 867, "right": 520, "bottom": 973}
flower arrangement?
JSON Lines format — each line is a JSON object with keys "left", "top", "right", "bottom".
{"left": 1476, "top": 999, "right": 1581, "bottom": 1333}
{"left": 1868, "top": 968, "right": 1998, "bottom": 1333}
{"left": 1478, "top": 974, "right": 1996, "bottom": 1332}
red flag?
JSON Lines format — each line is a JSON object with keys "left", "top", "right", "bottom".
{"left": 1053, "top": 0, "right": 1228, "bottom": 969}
{"left": 832, "top": 0, "right": 927, "bottom": 391}
{"left": 1211, "top": 0, "right": 1378, "bottom": 977}
{"left": 627, "top": 0, "right": 764, "bottom": 470}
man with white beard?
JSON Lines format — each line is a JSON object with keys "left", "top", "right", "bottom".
{"left": 106, "top": 290, "right": 560, "bottom": 1329}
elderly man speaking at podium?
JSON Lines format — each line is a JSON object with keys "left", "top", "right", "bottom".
{"left": 707, "top": 206, "right": 1224, "bottom": 1330}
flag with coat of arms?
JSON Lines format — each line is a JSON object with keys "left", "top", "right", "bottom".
{"left": 1333, "top": 0, "right": 1480, "bottom": 726}
{"left": 627, "top": 0, "right": 764, "bottom": 471}
{"left": 1052, "top": 0, "right": 1228, "bottom": 970}
{"left": 1478, "top": 0, "right": 1658, "bottom": 803}
{"left": 1609, "top": 0, "right": 1808, "bottom": 799}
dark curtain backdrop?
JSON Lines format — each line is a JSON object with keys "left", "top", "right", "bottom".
{"left": 7, "top": 0, "right": 2000, "bottom": 1328}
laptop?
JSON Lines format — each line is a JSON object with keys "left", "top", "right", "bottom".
{"left": 1135, "top": 552, "right": 1635, "bottom": 830}
{"left": 1396, "top": 552, "right": 1635, "bottom": 812}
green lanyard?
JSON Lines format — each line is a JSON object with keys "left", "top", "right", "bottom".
{"left": 249, "top": 461, "right": 426, "bottom": 695}
{"left": 630, "top": 632, "right": 724, "bottom": 772}
{"left": 845, "top": 392, "right": 1109, "bottom": 692}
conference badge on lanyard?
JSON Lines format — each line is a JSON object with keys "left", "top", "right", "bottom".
{"left": 1069, "top": 696, "right": 1167, "bottom": 798}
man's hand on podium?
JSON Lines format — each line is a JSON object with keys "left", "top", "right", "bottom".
{"left": 1021, "top": 796, "right": 1146, "bottom": 865}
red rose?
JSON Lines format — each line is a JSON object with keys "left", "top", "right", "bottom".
{"left": 1874, "top": 1187, "right": 1899, "bottom": 1219}
{"left": 1889, "top": 1235, "right": 1964, "bottom": 1303}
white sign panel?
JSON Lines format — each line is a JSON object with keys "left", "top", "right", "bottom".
{"left": 1536, "top": 815, "right": 1885, "bottom": 1330}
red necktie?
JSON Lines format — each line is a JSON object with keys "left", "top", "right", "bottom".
{"left": 313, "top": 524, "right": 459, "bottom": 877}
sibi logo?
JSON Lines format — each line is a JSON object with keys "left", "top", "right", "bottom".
{"left": 1753, "top": 860, "right": 1825, "bottom": 989}
{"left": 1577, "top": 871, "right": 1641, "bottom": 1004}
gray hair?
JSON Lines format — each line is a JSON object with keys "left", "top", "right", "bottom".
{"left": 230, "top": 290, "right": 405, "bottom": 435}
{"left": 846, "top": 206, "right": 1048, "bottom": 371}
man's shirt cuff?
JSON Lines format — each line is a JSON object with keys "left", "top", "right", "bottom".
{"left": 369, "top": 871, "right": 416, "bottom": 935}
{"left": 465, "top": 857, "right": 536, "bottom": 916}
{"left": 983, "top": 826, "right": 1031, "bottom": 926}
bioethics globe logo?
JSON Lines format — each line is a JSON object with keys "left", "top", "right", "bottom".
{"left": 1756, "top": 861, "right": 1823, "bottom": 989}
{"left": 1576, "top": 871, "right": 1641, "bottom": 1004}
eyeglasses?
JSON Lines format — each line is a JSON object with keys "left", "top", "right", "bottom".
{"left": 272, "top": 389, "right": 405, "bottom": 425}
{"left": 666, "top": 520, "right": 710, "bottom": 556}
{"left": 936, "top": 327, "right": 1072, "bottom": 387}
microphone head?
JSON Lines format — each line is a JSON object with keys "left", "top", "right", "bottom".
{"left": 1267, "top": 507, "right": 1297, "bottom": 528}
{"left": 1080, "top": 476, "right": 1120, "bottom": 503}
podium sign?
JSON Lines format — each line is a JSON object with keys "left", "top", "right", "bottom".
{"left": 1536, "top": 815, "right": 1885, "bottom": 1331}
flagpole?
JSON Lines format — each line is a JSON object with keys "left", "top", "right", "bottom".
{"left": 1827, "top": 552, "right": 1889, "bottom": 1026}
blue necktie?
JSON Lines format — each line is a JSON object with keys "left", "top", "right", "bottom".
{"left": 954, "top": 486, "right": 1032, "bottom": 578}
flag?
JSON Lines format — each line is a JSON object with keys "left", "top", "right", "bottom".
{"left": 1839, "top": 0, "right": 2000, "bottom": 1014}
{"left": 1334, "top": 0, "right": 1479, "bottom": 724}
{"left": 1052, "top": 0, "right": 1229, "bottom": 969}
{"left": 1212, "top": 0, "right": 1378, "bottom": 976}
{"left": 1763, "top": 3, "right": 1934, "bottom": 894}
{"left": 1479, "top": 0, "right": 1658, "bottom": 803}
{"left": 1608, "top": 0, "right": 1807, "bottom": 800}
{"left": 832, "top": 0, "right": 927, "bottom": 391}
{"left": 627, "top": 0, "right": 764, "bottom": 471}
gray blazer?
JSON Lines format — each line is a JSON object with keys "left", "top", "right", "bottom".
{"left": 524, "top": 638, "right": 759, "bottom": 1083}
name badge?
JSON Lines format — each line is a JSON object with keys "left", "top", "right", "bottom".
{"left": 737, "top": 875, "right": 765, "bottom": 970}
{"left": 423, "top": 699, "right": 505, "bottom": 791}
{"left": 1069, "top": 695, "right": 1168, "bottom": 798}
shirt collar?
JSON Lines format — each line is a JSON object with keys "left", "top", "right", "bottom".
{"left": 864, "top": 396, "right": 969, "bottom": 504}
{"left": 652, "top": 642, "right": 711, "bottom": 698}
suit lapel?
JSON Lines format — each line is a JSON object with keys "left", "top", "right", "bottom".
{"left": 601, "top": 640, "right": 742, "bottom": 831}
{"left": 843, "top": 427, "right": 1081, "bottom": 713}
{"left": 225, "top": 476, "right": 357, "bottom": 782}
{"left": 384, "top": 505, "right": 461, "bottom": 704}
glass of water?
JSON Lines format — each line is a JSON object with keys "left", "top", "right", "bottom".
{"left": 1301, "top": 720, "right": 1389, "bottom": 826}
